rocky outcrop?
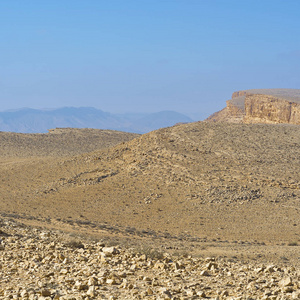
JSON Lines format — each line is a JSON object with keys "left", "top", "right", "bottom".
{"left": 232, "top": 90, "right": 248, "bottom": 98}
{"left": 244, "top": 94, "right": 300, "bottom": 124}
{"left": 204, "top": 97, "right": 245, "bottom": 123}
{"left": 206, "top": 89, "right": 300, "bottom": 125}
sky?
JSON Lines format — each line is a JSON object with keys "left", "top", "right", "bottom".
{"left": 1, "top": 0, "right": 300, "bottom": 120}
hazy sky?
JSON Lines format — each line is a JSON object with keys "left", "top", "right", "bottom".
{"left": 1, "top": 0, "right": 300, "bottom": 119}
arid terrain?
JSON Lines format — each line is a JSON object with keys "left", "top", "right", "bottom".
{"left": 206, "top": 89, "right": 300, "bottom": 125}
{"left": 0, "top": 122, "right": 299, "bottom": 299}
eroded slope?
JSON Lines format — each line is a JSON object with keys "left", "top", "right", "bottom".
{"left": 1, "top": 122, "right": 299, "bottom": 251}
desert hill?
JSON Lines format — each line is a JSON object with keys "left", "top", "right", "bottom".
{"left": 0, "top": 122, "right": 299, "bottom": 266}
{"left": 206, "top": 88, "right": 300, "bottom": 124}
{"left": 1, "top": 121, "right": 300, "bottom": 298}
{"left": 0, "top": 128, "right": 139, "bottom": 157}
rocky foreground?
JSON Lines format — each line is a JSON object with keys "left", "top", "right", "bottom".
{"left": 0, "top": 218, "right": 299, "bottom": 300}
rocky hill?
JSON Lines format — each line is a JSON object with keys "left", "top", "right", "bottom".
{"left": 206, "top": 88, "right": 300, "bottom": 125}
{"left": 0, "top": 121, "right": 299, "bottom": 298}
{"left": 0, "top": 122, "right": 299, "bottom": 258}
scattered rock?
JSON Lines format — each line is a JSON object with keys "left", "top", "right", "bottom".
{"left": 0, "top": 205, "right": 299, "bottom": 299}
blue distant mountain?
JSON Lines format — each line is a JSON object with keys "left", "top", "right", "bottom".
{"left": 0, "top": 107, "right": 194, "bottom": 133}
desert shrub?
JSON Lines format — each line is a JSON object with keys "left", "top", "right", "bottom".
{"left": 287, "top": 241, "right": 298, "bottom": 246}
{"left": 137, "top": 246, "right": 165, "bottom": 260}
{"left": 64, "top": 239, "right": 85, "bottom": 249}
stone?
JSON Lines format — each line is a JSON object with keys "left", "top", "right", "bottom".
{"left": 197, "top": 291, "right": 206, "bottom": 297}
{"left": 102, "top": 247, "right": 119, "bottom": 255}
{"left": 291, "top": 291, "right": 300, "bottom": 299}
{"left": 186, "top": 289, "right": 196, "bottom": 296}
{"left": 74, "top": 281, "right": 87, "bottom": 291}
{"left": 87, "top": 277, "right": 97, "bottom": 286}
{"left": 40, "top": 289, "right": 51, "bottom": 297}
{"left": 265, "top": 265, "right": 275, "bottom": 273}
{"left": 279, "top": 277, "right": 293, "bottom": 287}
{"left": 146, "top": 288, "right": 154, "bottom": 295}
{"left": 106, "top": 278, "right": 117, "bottom": 285}
{"left": 154, "top": 261, "right": 166, "bottom": 270}
{"left": 220, "top": 290, "right": 229, "bottom": 297}
{"left": 20, "top": 290, "right": 29, "bottom": 297}
{"left": 283, "top": 286, "right": 294, "bottom": 293}
{"left": 86, "top": 286, "right": 96, "bottom": 297}
{"left": 200, "top": 270, "right": 210, "bottom": 276}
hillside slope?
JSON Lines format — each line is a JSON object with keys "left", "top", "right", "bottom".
{"left": 1, "top": 122, "right": 299, "bottom": 254}
{"left": 0, "top": 128, "right": 139, "bottom": 157}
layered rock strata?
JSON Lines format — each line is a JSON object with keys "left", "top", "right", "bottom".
{"left": 206, "top": 89, "right": 300, "bottom": 125}
{"left": 244, "top": 94, "right": 300, "bottom": 124}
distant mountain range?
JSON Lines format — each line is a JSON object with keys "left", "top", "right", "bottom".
{"left": 0, "top": 107, "right": 194, "bottom": 133}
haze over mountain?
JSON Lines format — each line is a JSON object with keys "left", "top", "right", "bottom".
{"left": 0, "top": 107, "right": 193, "bottom": 134}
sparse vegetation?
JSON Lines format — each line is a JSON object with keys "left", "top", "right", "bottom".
{"left": 135, "top": 246, "right": 165, "bottom": 260}
{"left": 287, "top": 241, "right": 298, "bottom": 246}
{"left": 64, "top": 239, "right": 85, "bottom": 249}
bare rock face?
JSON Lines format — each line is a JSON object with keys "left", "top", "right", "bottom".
{"left": 244, "top": 94, "right": 300, "bottom": 124}
{"left": 205, "top": 93, "right": 246, "bottom": 123}
{"left": 206, "top": 88, "right": 300, "bottom": 125}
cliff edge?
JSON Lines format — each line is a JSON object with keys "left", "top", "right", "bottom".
{"left": 206, "top": 89, "right": 300, "bottom": 125}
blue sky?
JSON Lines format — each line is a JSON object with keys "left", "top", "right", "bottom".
{"left": 1, "top": 0, "right": 300, "bottom": 119}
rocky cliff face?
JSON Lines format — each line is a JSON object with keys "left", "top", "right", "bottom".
{"left": 232, "top": 91, "right": 248, "bottom": 98}
{"left": 206, "top": 89, "right": 300, "bottom": 125}
{"left": 244, "top": 94, "right": 300, "bottom": 124}
{"left": 204, "top": 97, "right": 245, "bottom": 123}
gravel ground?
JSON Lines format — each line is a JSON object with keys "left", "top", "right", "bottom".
{"left": 0, "top": 217, "right": 299, "bottom": 300}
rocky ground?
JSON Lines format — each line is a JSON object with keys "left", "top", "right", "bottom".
{"left": 0, "top": 122, "right": 299, "bottom": 299}
{"left": 0, "top": 217, "right": 299, "bottom": 300}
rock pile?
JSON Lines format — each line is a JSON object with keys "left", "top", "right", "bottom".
{"left": 0, "top": 218, "right": 299, "bottom": 299}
